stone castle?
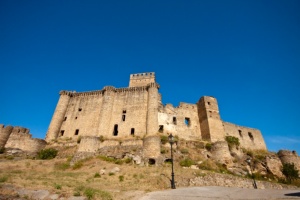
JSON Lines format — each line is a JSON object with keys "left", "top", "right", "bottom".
{"left": 45, "top": 72, "right": 266, "bottom": 151}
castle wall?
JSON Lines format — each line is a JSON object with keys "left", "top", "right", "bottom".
{"left": 1, "top": 125, "right": 46, "bottom": 152}
{"left": 59, "top": 92, "right": 103, "bottom": 139}
{"left": 0, "top": 125, "right": 13, "bottom": 148}
{"left": 223, "top": 122, "right": 267, "bottom": 150}
{"left": 278, "top": 150, "right": 300, "bottom": 171}
{"left": 158, "top": 102, "right": 201, "bottom": 140}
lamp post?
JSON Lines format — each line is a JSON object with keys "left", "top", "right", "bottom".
{"left": 246, "top": 157, "right": 257, "bottom": 189}
{"left": 168, "top": 133, "right": 176, "bottom": 189}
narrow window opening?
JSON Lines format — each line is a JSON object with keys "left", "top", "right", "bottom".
{"left": 184, "top": 118, "right": 190, "bottom": 126}
{"left": 131, "top": 128, "right": 135, "bottom": 135}
{"left": 123, "top": 110, "right": 126, "bottom": 114}
{"left": 148, "top": 158, "right": 156, "bottom": 165}
{"left": 60, "top": 130, "right": 65, "bottom": 136}
{"left": 18, "top": 129, "right": 20, "bottom": 133}
{"left": 238, "top": 130, "right": 242, "bottom": 137}
{"left": 173, "top": 117, "right": 177, "bottom": 125}
{"left": 64, "top": 117, "right": 67, "bottom": 121}
{"left": 75, "top": 117, "right": 77, "bottom": 119}
{"left": 248, "top": 132, "right": 254, "bottom": 141}
{"left": 113, "top": 124, "right": 118, "bottom": 136}
{"left": 75, "top": 129, "right": 79, "bottom": 135}
{"left": 207, "top": 102, "right": 211, "bottom": 105}
{"left": 78, "top": 108, "right": 82, "bottom": 111}
{"left": 122, "top": 115, "right": 126, "bottom": 121}
{"left": 159, "top": 125, "right": 164, "bottom": 133}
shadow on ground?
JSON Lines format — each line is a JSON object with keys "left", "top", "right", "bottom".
{"left": 285, "top": 192, "right": 300, "bottom": 197}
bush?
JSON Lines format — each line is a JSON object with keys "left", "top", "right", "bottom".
{"left": 37, "top": 148, "right": 58, "bottom": 160}
{"left": 119, "top": 175, "right": 124, "bottom": 182}
{"left": 84, "top": 187, "right": 96, "bottom": 200}
{"left": 179, "top": 158, "right": 195, "bottom": 167}
{"left": 180, "top": 149, "right": 189, "bottom": 154}
{"left": 54, "top": 183, "right": 62, "bottom": 189}
{"left": 160, "top": 135, "right": 169, "bottom": 144}
{"left": 282, "top": 163, "right": 299, "bottom": 184}
{"left": 72, "top": 161, "right": 83, "bottom": 170}
{"left": 54, "top": 162, "right": 70, "bottom": 170}
{"left": 0, "top": 147, "right": 4, "bottom": 154}
{"left": 205, "top": 143, "right": 212, "bottom": 151}
{"left": 0, "top": 175, "right": 8, "bottom": 183}
{"left": 225, "top": 136, "right": 240, "bottom": 150}
{"left": 94, "top": 173, "right": 101, "bottom": 178}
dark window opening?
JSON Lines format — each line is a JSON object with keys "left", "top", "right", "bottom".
{"left": 131, "top": 128, "right": 135, "bottom": 135}
{"left": 122, "top": 114, "right": 126, "bottom": 121}
{"left": 173, "top": 117, "right": 177, "bottom": 125}
{"left": 159, "top": 125, "right": 164, "bottom": 133}
{"left": 18, "top": 129, "right": 20, "bottom": 133}
{"left": 60, "top": 130, "right": 65, "bottom": 136}
{"left": 238, "top": 130, "right": 242, "bottom": 137}
{"left": 185, "top": 118, "right": 190, "bottom": 126}
{"left": 78, "top": 108, "right": 82, "bottom": 111}
{"left": 248, "top": 132, "right": 254, "bottom": 141}
{"left": 164, "top": 158, "right": 172, "bottom": 163}
{"left": 113, "top": 124, "right": 118, "bottom": 136}
{"left": 64, "top": 117, "right": 67, "bottom": 121}
{"left": 75, "top": 129, "right": 79, "bottom": 135}
{"left": 123, "top": 110, "right": 126, "bottom": 114}
{"left": 207, "top": 102, "right": 211, "bottom": 105}
{"left": 148, "top": 158, "right": 156, "bottom": 165}
{"left": 75, "top": 117, "right": 77, "bottom": 119}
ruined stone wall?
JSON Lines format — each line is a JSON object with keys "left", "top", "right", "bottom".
{"left": 77, "top": 136, "right": 100, "bottom": 152}
{"left": 223, "top": 122, "right": 267, "bottom": 150}
{"left": 0, "top": 125, "right": 13, "bottom": 148}
{"left": 1, "top": 125, "right": 46, "bottom": 152}
{"left": 158, "top": 102, "right": 201, "bottom": 140}
{"left": 278, "top": 150, "right": 300, "bottom": 171}
{"left": 197, "top": 96, "right": 225, "bottom": 142}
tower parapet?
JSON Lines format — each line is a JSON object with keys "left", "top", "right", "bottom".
{"left": 129, "top": 72, "right": 156, "bottom": 87}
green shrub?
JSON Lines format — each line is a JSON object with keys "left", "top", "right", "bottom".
{"left": 99, "top": 135, "right": 105, "bottom": 142}
{"left": 180, "top": 149, "right": 189, "bottom": 154}
{"left": 119, "top": 175, "right": 124, "bottom": 182}
{"left": 94, "top": 173, "right": 101, "bottom": 178}
{"left": 225, "top": 136, "right": 240, "bottom": 150}
{"left": 84, "top": 187, "right": 96, "bottom": 200}
{"left": 160, "top": 135, "right": 168, "bottom": 144}
{"left": 98, "top": 190, "right": 113, "bottom": 200}
{"left": 179, "top": 158, "right": 195, "bottom": 167}
{"left": 54, "top": 183, "right": 62, "bottom": 189}
{"left": 0, "top": 175, "right": 8, "bottom": 183}
{"left": 282, "top": 163, "right": 299, "bottom": 184}
{"left": 37, "top": 148, "right": 58, "bottom": 160}
{"left": 205, "top": 143, "right": 212, "bottom": 151}
{"left": 72, "top": 161, "right": 83, "bottom": 170}
{"left": 108, "top": 172, "right": 114, "bottom": 176}
{"left": 0, "top": 147, "right": 4, "bottom": 154}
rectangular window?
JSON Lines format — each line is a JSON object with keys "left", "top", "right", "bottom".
{"left": 248, "top": 132, "right": 254, "bottom": 141}
{"left": 113, "top": 124, "right": 118, "bottom": 136}
{"left": 185, "top": 118, "right": 190, "bottom": 126}
{"left": 238, "top": 130, "right": 242, "bottom": 137}
{"left": 75, "top": 129, "right": 79, "bottom": 135}
{"left": 60, "top": 130, "right": 65, "bottom": 136}
{"left": 131, "top": 128, "right": 135, "bottom": 135}
{"left": 63, "top": 117, "right": 67, "bottom": 121}
{"left": 122, "top": 114, "right": 126, "bottom": 121}
{"left": 173, "top": 117, "right": 177, "bottom": 125}
{"left": 123, "top": 110, "right": 126, "bottom": 114}
{"left": 159, "top": 125, "right": 164, "bottom": 133}
{"left": 78, "top": 108, "right": 82, "bottom": 111}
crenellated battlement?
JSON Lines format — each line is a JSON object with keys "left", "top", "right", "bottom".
{"left": 129, "top": 72, "right": 156, "bottom": 87}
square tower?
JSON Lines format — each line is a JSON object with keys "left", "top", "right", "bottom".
{"left": 129, "top": 72, "right": 156, "bottom": 87}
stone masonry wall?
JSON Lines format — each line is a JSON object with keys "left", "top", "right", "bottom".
{"left": 0, "top": 125, "right": 13, "bottom": 148}
{"left": 278, "top": 150, "right": 300, "bottom": 171}
{"left": 223, "top": 122, "right": 267, "bottom": 150}
{"left": 158, "top": 102, "right": 201, "bottom": 140}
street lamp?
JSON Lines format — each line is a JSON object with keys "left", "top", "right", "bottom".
{"left": 168, "top": 133, "right": 176, "bottom": 189}
{"left": 246, "top": 157, "right": 257, "bottom": 189}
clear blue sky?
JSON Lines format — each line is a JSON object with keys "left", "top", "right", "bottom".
{"left": 1, "top": 0, "right": 299, "bottom": 154}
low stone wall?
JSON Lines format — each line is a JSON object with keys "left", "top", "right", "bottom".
{"left": 5, "top": 132, "right": 46, "bottom": 152}
{"left": 278, "top": 150, "right": 300, "bottom": 170}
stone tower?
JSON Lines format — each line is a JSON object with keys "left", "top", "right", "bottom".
{"left": 46, "top": 91, "right": 71, "bottom": 142}
{"left": 197, "top": 96, "right": 225, "bottom": 142}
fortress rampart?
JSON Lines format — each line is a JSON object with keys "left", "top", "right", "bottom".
{"left": 46, "top": 72, "right": 267, "bottom": 163}
{"left": 278, "top": 150, "right": 300, "bottom": 170}
{"left": 0, "top": 124, "right": 46, "bottom": 152}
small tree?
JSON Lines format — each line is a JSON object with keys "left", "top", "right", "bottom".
{"left": 282, "top": 163, "right": 299, "bottom": 184}
{"left": 37, "top": 148, "right": 58, "bottom": 160}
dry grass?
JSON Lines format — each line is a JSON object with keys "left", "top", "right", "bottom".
{"left": 0, "top": 156, "right": 198, "bottom": 199}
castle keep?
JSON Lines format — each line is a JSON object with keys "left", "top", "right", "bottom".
{"left": 46, "top": 72, "right": 266, "bottom": 151}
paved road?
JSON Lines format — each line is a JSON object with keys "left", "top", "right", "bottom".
{"left": 139, "top": 186, "right": 300, "bottom": 200}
